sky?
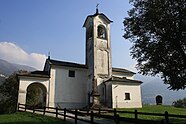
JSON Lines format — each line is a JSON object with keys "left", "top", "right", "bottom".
{"left": 0, "top": 0, "right": 136, "bottom": 71}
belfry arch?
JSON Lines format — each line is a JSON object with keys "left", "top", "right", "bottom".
{"left": 97, "top": 25, "right": 107, "bottom": 39}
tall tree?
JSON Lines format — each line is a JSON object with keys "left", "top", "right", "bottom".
{"left": 123, "top": 0, "right": 186, "bottom": 90}
{"left": 0, "top": 72, "right": 19, "bottom": 113}
{"left": 0, "top": 71, "right": 27, "bottom": 114}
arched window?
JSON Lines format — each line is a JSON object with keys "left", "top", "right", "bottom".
{"left": 97, "top": 25, "right": 107, "bottom": 39}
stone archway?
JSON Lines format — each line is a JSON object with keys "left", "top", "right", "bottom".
{"left": 26, "top": 83, "right": 47, "bottom": 108}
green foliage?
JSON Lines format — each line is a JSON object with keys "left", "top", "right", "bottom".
{"left": 173, "top": 98, "right": 186, "bottom": 108}
{"left": 0, "top": 70, "right": 44, "bottom": 114}
{"left": 26, "top": 85, "right": 42, "bottom": 107}
{"left": 0, "top": 112, "right": 71, "bottom": 124}
{"left": 0, "top": 70, "right": 29, "bottom": 114}
{"left": 123, "top": 0, "right": 186, "bottom": 90}
{"left": 0, "top": 72, "right": 19, "bottom": 114}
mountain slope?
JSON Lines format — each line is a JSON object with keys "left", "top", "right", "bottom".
{"left": 0, "top": 59, "right": 35, "bottom": 76}
{"left": 135, "top": 74, "right": 186, "bottom": 105}
{"left": 0, "top": 76, "right": 5, "bottom": 85}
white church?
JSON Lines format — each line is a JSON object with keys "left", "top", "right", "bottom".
{"left": 17, "top": 9, "right": 142, "bottom": 109}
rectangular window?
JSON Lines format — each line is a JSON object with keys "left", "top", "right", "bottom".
{"left": 125, "top": 93, "right": 130, "bottom": 100}
{"left": 69, "top": 70, "right": 75, "bottom": 77}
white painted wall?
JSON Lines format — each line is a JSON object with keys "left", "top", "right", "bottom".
{"left": 111, "top": 83, "right": 142, "bottom": 108}
{"left": 51, "top": 65, "right": 89, "bottom": 109}
{"left": 93, "top": 16, "right": 112, "bottom": 79}
{"left": 48, "top": 67, "right": 56, "bottom": 107}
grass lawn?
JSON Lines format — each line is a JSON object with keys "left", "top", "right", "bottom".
{"left": 117, "top": 105, "right": 186, "bottom": 124}
{"left": 0, "top": 112, "right": 71, "bottom": 124}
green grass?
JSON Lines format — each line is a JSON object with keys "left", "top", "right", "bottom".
{"left": 118, "top": 105, "right": 186, "bottom": 114}
{"left": 0, "top": 112, "right": 71, "bottom": 124}
{"left": 117, "top": 105, "right": 186, "bottom": 124}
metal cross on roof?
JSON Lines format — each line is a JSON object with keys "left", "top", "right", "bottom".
{"left": 96, "top": 3, "right": 99, "bottom": 9}
{"left": 48, "top": 51, "right": 50, "bottom": 59}
{"left": 96, "top": 3, "right": 99, "bottom": 14}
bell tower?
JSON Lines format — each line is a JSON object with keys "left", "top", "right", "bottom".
{"left": 83, "top": 8, "right": 113, "bottom": 107}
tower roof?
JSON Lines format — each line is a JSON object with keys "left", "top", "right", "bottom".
{"left": 105, "top": 76, "right": 143, "bottom": 84}
{"left": 112, "top": 67, "right": 136, "bottom": 74}
{"left": 83, "top": 11, "right": 113, "bottom": 27}
{"left": 48, "top": 59, "right": 87, "bottom": 69}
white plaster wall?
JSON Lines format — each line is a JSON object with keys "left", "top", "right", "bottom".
{"left": 97, "top": 50, "right": 108, "bottom": 75}
{"left": 93, "top": 16, "right": 112, "bottom": 79}
{"left": 49, "top": 68, "right": 56, "bottom": 107}
{"left": 97, "top": 39, "right": 108, "bottom": 48}
{"left": 52, "top": 66, "right": 88, "bottom": 109}
{"left": 18, "top": 77, "right": 49, "bottom": 106}
{"left": 112, "top": 83, "right": 142, "bottom": 108}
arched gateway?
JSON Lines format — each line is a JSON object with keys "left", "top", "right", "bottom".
{"left": 17, "top": 71, "right": 50, "bottom": 107}
{"left": 26, "top": 82, "right": 47, "bottom": 108}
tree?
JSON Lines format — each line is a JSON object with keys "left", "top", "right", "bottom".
{"left": 26, "top": 85, "right": 42, "bottom": 107}
{"left": 0, "top": 72, "right": 19, "bottom": 114}
{"left": 123, "top": 0, "right": 186, "bottom": 90}
{"left": 173, "top": 98, "right": 186, "bottom": 108}
{"left": 0, "top": 70, "right": 28, "bottom": 114}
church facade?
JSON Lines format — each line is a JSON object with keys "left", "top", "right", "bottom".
{"left": 17, "top": 10, "right": 142, "bottom": 109}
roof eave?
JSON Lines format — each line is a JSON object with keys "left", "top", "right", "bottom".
{"left": 104, "top": 77, "right": 143, "bottom": 84}
{"left": 112, "top": 67, "right": 136, "bottom": 74}
{"left": 48, "top": 59, "right": 87, "bottom": 69}
{"left": 83, "top": 13, "right": 113, "bottom": 27}
{"left": 17, "top": 74, "right": 50, "bottom": 78}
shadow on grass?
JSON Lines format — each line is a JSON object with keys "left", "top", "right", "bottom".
{"left": 0, "top": 112, "right": 71, "bottom": 124}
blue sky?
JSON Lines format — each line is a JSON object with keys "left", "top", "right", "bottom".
{"left": 0, "top": 0, "right": 135, "bottom": 71}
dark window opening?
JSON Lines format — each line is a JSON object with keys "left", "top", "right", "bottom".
{"left": 69, "top": 70, "right": 75, "bottom": 77}
{"left": 125, "top": 93, "right": 130, "bottom": 100}
{"left": 97, "top": 25, "right": 107, "bottom": 39}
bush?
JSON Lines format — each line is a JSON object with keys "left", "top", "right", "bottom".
{"left": 173, "top": 98, "right": 186, "bottom": 108}
{"left": 0, "top": 98, "right": 17, "bottom": 114}
{"left": 0, "top": 72, "right": 19, "bottom": 114}
{"left": 183, "top": 98, "right": 186, "bottom": 106}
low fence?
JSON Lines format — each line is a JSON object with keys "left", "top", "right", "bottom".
{"left": 92, "top": 108, "right": 186, "bottom": 124}
{"left": 18, "top": 103, "right": 99, "bottom": 124}
{"left": 17, "top": 103, "right": 186, "bottom": 124}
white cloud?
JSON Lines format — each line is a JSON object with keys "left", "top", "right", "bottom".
{"left": 0, "top": 42, "right": 47, "bottom": 70}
